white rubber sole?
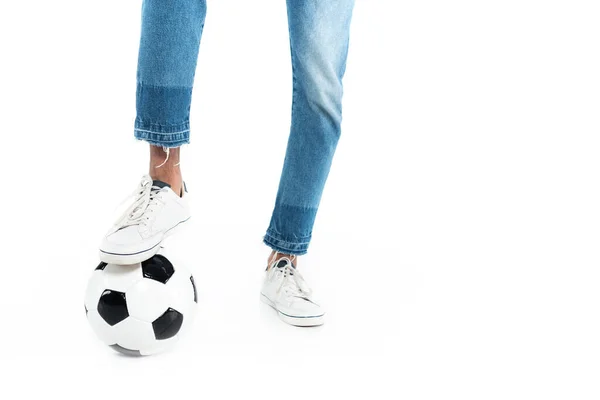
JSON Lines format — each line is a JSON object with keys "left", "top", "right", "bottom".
{"left": 99, "top": 217, "right": 190, "bottom": 265}
{"left": 99, "top": 242, "right": 161, "bottom": 265}
{"left": 260, "top": 294, "right": 325, "bottom": 327}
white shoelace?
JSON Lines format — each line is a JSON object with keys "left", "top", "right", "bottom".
{"left": 112, "top": 176, "right": 167, "bottom": 232}
{"left": 272, "top": 258, "right": 312, "bottom": 299}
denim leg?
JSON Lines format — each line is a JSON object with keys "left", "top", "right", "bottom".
{"left": 264, "top": 0, "right": 355, "bottom": 255}
{"left": 134, "top": 0, "right": 207, "bottom": 148}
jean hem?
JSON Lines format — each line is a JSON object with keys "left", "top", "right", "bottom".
{"left": 263, "top": 232, "right": 310, "bottom": 256}
{"left": 134, "top": 124, "right": 190, "bottom": 148}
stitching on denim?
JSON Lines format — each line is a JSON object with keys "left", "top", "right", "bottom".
{"left": 288, "top": 16, "right": 298, "bottom": 118}
{"left": 264, "top": 237, "right": 310, "bottom": 247}
{"left": 135, "top": 119, "right": 190, "bottom": 129}
{"left": 265, "top": 233, "right": 310, "bottom": 246}
{"left": 275, "top": 203, "right": 318, "bottom": 211}
{"left": 263, "top": 239, "right": 308, "bottom": 255}
{"left": 137, "top": 81, "right": 193, "bottom": 90}
{"left": 134, "top": 128, "right": 190, "bottom": 135}
{"left": 266, "top": 228, "right": 312, "bottom": 241}
{"left": 264, "top": 240, "right": 307, "bottom": 251}
{"left": 268, "top": 240, "right": 310, "bottom": 247}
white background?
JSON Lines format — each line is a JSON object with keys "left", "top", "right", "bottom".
{"left": 0, "top": 1, "right": 599, "bottom": 398}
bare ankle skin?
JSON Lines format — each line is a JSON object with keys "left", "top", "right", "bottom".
{"left": 267, "top": 250, "right": 299, "bottom": 269}
{"left": 149, "top": 145, "right": 183, "bottom": 196}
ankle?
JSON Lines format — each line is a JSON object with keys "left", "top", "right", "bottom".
{"left": 267, "top": 251, "right": 299, "bottom": 269}
{"left": 149, "top": 145, "right": 183, "bottom": 196}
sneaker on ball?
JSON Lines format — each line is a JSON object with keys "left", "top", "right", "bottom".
{"left": 260, "top": 256, "right": 325, "bottom": 327}
{"left": 99, "top": 175, "right": 190, "bottom": 265}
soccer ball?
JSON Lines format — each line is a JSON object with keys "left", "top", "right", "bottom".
{"left": 84, "top": 251, "right": 197, "bottom": 356}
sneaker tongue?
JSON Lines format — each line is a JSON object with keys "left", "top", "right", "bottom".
{"left": 152, "top": 179, "right": 171, "bottom": 189}
{"left": 275, "top": 258, "right": 295, "bottom": 269}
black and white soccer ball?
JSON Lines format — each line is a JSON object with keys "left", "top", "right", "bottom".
{"left": 84, "top": 251, "right": 197, "bottom": 356}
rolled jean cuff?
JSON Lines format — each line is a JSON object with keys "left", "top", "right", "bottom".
{"left": 134, "top": 120, "right": 190, "bottom": 148}
{"left": 263, "top": 230, "right": 311, "bottom": 256}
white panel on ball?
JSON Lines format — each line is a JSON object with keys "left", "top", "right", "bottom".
{"left": 84, "top": 271, "right": 110, "bottom": 312}
{"left": 126, "top": 278, "right": 173, "bottom": 322}
{"left": 86, "top": 309, "right": 116, "bottom": 346}
{"left": 142, "top": 336, "right": 180, "bottom": 356}
{"left": 101, "top": 263, "right": 144, "bottom": 293}
{"left": 111, "top": 317, "right": 156, "bottom": 352}
{"left": 164, "top": 269, "right": 196, "bottom": 318}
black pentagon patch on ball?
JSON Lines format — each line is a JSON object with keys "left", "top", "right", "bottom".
{"left": 95, "top": 262, "right": 107, "bottom": 271}
{"left": 85, "top": 304, "right": 88, "bottom": 316}
{"left": 190, "top": 275, "right": 198, "bottom": 303}
{"left": 152, "top": 308, "right": 184, "bottom": 340}
{"left": 110, "top": 344, "right": 142, "bottom": 357}
{"left": 142, "top": 254, "right": 175, "bottom": 284}
{"left": 97, "top": 290, "right": 129, "bottom": 326}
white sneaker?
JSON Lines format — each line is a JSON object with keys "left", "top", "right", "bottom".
{"left": 260, "top": 256, "right": 325, "bottom": 327}
{"left": 99, "top": 175, "right": 190, "bottom": 265}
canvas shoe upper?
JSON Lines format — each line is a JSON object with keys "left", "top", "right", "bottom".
{"left": 99, "top": 175, "right": 190, "bottom": 265}
{"left": 260, "top": 256, "right": 325, "bottom": 326}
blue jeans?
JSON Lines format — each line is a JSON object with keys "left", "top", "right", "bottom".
{"left": 135, "top": 0, "right": 354, "bottom": 255}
